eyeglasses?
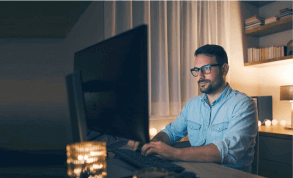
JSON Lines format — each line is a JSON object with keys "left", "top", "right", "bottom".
{"left": 190, "top": 64, "right": 222, "bottom": 77}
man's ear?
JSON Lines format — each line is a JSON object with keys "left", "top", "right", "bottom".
{"left": 222, "top": 63, "right": 229, "bottom": 76}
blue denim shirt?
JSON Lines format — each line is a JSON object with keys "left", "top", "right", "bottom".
{"left": 161, "top": 84, "right": 258, "bottom": 172}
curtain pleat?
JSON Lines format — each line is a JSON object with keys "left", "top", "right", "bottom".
{"left": 167, "top": 1, "right": 181, "bottom": 115}
{"left": 103, "top": 1, "right": 230, "bottom": 118}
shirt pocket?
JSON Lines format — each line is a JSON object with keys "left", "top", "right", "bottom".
{"left": 187, "top": 120, "right": 202, "bottom": 146}
{"left": 211, "top": 122, "right": 229, "bottom": 132}
{"left": 210, "top": 122, "right": 229, "bottom": 141}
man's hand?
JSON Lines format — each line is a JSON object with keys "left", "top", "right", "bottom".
{"left": 127, "top": 132, "right": 170, "bottom": 151}
{"left": 127, "top": 140, "right": 140, "bottom": 151}
{"left": 141, "top": 141, "right": 179, "bottom": 160}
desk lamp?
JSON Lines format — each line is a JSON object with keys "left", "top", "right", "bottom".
{"left": 280, "top": 85, "right": 293, "bottom": 129}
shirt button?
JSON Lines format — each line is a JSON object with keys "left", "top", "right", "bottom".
{"left": 191, "top": 126, "right": 193, "bottom": 129}
{"left": 206, "top": 124, "right": 209, "bottom": 127}
{"left": 202, "top": 139, "right": 206, "bottom": 142}
{"left": 218, "top": 128, "right": 220, "bottom": 131}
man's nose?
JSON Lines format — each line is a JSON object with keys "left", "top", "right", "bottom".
{"left": 197, "top": 70, "right": 205, "bottom": 79}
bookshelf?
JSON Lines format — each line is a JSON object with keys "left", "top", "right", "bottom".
{"left": 244, "top": 17, "right": 292, "bottom": 37}
{"left": 243, "top": 2, "right": 293, "bottom": 66}
{"left": 244, "top": 55, "right": 293, "bottom": 66}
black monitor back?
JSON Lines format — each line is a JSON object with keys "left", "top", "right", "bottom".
{"left": 73, "top": 25, "right": 149, "bottom": 144}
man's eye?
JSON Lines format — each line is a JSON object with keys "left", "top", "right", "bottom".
{"left": 203, "top": 66, "right": 210, "bottom": 70}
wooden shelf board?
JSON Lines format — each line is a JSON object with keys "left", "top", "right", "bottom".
{"left": 244, "top": 17, "right": 293, "bottom": 37}
{"left": 244, "top": 55, "right": 293, "bottom": 66}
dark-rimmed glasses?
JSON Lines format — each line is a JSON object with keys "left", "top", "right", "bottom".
{"left": 190, "top": 64, "right": 222, "bottom": 77}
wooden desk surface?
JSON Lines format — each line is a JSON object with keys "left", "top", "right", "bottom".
{"left": 0, "top": 143, "right": 266, "bottom": 178}
{"left": 0, "top": 160, "right": 265, "bottom": 178}
{"left": 176, "top": 162, "right": 264, "bottom": 178}
{"left": 258, "top": 125, "right": 293, "bottom": 139}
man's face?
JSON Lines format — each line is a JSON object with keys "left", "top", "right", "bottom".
{"left": 193, "top": 54, "right": 225, "bottom": 94}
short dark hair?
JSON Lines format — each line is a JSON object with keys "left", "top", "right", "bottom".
{"left": 194, "top": 44, "right": 228, "bottom": 64}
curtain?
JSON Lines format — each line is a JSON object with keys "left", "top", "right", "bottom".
{"left": 104, "top": 1, "right": 230, "bottom": 117}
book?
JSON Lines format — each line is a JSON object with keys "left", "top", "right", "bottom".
{"left": 245, "top": 15, "right": 264, "bottom": 24}
{"left": 265, "top": 16, "right": 279, "bottom": 25}
{"left": 245, "top": 20, "right": 263, "bottom": 26}
{"left": 279, "top": 8, "right": 292, "bottom": 13}
{"left": 280, "top": 11, "right": 293, "bottom": 17}
{"left": 245, "top": 24, "right": 263, "bottom": 31}
{"left": 281, "top": 14, "right": 292, "bottom": 19}
{"left": 250, "top": 46, "right": 288, "bottom": 61}
{"left": 245, "top": 22, "right": 264, "bottom": 27}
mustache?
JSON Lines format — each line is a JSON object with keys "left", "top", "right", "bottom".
{"left": 198, "top": 79, "right": 210, "bottom": 84}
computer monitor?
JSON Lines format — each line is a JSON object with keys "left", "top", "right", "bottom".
{"left": 67, "top": 25, "right": 150, "bottom": 144}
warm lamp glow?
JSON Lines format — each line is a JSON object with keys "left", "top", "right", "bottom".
{"left": 150, "top": 128, "right": 158, "bottom": 136}
{"left": 280, "top": 120, "right": 287, "bottom": 126}
{"left": 66, "top": 141, "right": 107, "bottom": 178}
{"left": 258, "top": 121, "right": 262, "bottom": 127}
{"left": 265, "top": 120, "right": 271, "bottom": 126}
{"left": 272, "top": 119, "right": 278, "bottom": 126}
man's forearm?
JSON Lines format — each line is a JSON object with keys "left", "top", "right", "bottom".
{"left": 151, "top": 132, "right": 171, "bottom": 145}
{"left": 175, "top": 143, "right": 222, "bottom": 163}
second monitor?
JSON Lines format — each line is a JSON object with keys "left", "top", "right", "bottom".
{"left": 72, "top": 25, "right": 150, "bottom": 144}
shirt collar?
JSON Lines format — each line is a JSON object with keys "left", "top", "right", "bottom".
{"left": 201, "top": 83, "right": 232, "bottom": 106}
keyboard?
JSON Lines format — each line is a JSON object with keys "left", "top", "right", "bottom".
{"left": 107, "top": 140, "right": 128, "bottom": 150}
{"left": 111, "top": 149, "right": 185, "bottom": 173}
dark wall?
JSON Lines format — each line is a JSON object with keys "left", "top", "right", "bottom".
{"left": 0, "top": 39, "right": 70, "bottom": 150}
{"left": 0, "top": 1, "right": 104, "bottom": 150}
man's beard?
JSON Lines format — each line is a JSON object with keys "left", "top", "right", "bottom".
{"left": 198, "top": 75, "right": 224, "bottom": 94}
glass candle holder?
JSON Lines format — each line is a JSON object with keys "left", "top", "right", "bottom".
{"left": 66, "top": 141, "right": 107, "bottom": 178}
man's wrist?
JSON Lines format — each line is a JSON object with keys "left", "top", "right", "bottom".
{"left": 150, "top": 132, "right": 171, "bottom": 145}
{"left": 173, "top": 148, "right": 182, "bottom": 160}
{"left": 150, "top": 137, "right": 159, "bottom": 142}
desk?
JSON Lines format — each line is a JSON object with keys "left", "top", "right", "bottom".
{"left": 257, "top": 125, "right": 293, "bottom": 178}
{"left": 0, "top": 148, "right": 264, "bottom": 178}
{"left": 0, "top": 159, "right": 264, "bottom": 178}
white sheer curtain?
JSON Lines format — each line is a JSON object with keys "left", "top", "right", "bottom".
{"left": 104, "top": 1, "right": 230, "bottom": 117}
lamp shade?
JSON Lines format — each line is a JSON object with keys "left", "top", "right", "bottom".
{"left": 280, "top": 85, "right": 293, "bottom": 100}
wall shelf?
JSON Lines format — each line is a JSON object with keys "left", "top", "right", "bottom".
{"left": 244, "top": 55, "right": 293, "bottom": 66}
{"left": 244, "top": 17, "right": 292, "bottom": 37}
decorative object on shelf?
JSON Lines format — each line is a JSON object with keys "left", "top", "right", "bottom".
{"left": 66, "top": 141, "right": 107, "bottom": 178}
{"left": 287, "top": 40, "right": 293, "bottom": 56}
{"left": 272, "top": 119, "right": 278, "bottom": 126}
{"left": 258, "top": 120, "right": 261, "bottom": 127}
{"left": 280, "top": 120, "right": 287, "bottom": 126}
{"left": 264, "top": 119, "right": 272, "bottom": 126}
{"left": 258, "top": 119, "right": 273, "bottom": 127}
{"left": 280, "top": 85, "right": 293, "bottom": 129}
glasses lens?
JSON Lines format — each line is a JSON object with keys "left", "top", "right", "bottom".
{"left": 191, "top": 68, "right": 198, "bottom": 77}
{"left": 202, "top": 65, "right": 211, "bottom": 74}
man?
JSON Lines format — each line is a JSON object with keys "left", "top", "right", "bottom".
{"left": 128, "top": 44, "right": 258, "bottom": 173}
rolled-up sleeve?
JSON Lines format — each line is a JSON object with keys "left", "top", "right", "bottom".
{"left": 160, "top": 101, "right": 191, "bottom": 145}
{"left": 213, "top": 98, "right": 258, "bottom": 164}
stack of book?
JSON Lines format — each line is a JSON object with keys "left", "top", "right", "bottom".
{"left": 245, "top": 15, "right": 264, "bottom": 31}
{"left": 279, "top": 8, "right": 292, "bottom": 19}
{"left": 247, "top": 46, "right": 287, "bottom": 63}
